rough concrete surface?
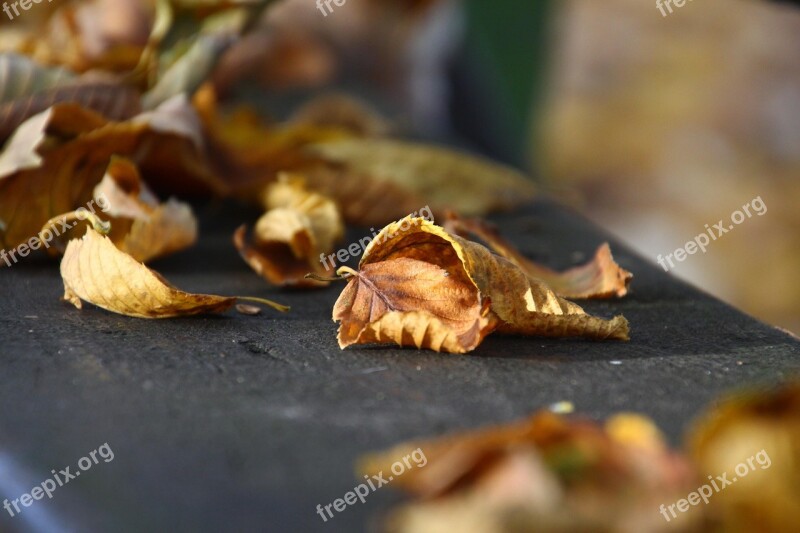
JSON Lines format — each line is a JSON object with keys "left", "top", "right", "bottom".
{"left": 1, "top": 199, "right": 798, "bottom": 532}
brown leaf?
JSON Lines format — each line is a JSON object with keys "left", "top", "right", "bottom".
{"left": 193, "top": 85, "right": 534, "bottom": 228}
{"left": 234, "top": 173, "right": 344, "bottom": 288}
{"left": 331, "top": 217, "right": 629, "bottom": 354}
{"left": 358, "top": 412, "right": 574, "bottom": 499}
{"left": 0, "top": 96, "right": 224, "bottom": 251}
{"left": 444, "top": 214, "right": 633, "bottom": 299}
{"left": 0, "top": 53, "right": 141, "bottom": 144}
{"left": 361, "top": 411, "right": 698, "bottom": 533}
{"left": 306, "top": 139, "right": 537, "bottom": 219}
{"left": 93, "top": 158, "right": 198, "bottom": 263}
{"left": 61, "top": 225, "right": 288, "bottom": 319}
{"left": 192, "top": 83, "right": 349, "bottom": 195}
{"left": 333, "top": 258, "right": 499, "bottom": 353}
{"left": 300, "top": 162, "right": 427, "bottom": 227}
{"left": 0, "top": 81, "right": 141, "bottom": 145}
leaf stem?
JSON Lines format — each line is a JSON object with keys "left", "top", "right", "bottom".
{"left": 304, "top": 266, "right": 358, "bottom": 283}
{"left": 39, "top": 210, "right": 111, "bottom": 243}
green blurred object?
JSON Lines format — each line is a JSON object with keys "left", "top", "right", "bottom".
{"left": 463, "top": 0, "right": 553, "bottom": 168}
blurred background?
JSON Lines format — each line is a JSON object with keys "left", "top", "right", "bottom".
{"left": 259, "top": 0, "right": 800, "bottom": 334}
{"left": 2, "top": 0, "right": 798, "bottom": 332}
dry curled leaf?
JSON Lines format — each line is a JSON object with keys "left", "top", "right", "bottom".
{"left": 362, "top": 411, "right": 697, "bottom": 533}
{"left": 93, "top": 158, "right": 198, "bottom": 262}
{"left": 0, "top": 95, "right": 223, "bottom": 251}
{"left": 61, "top": 226, "right": 287, "bottom": 319}
{"left": 333, "top": 258, "right": 498, "bottom": 353}
{"left": 306, "top": 139, "right": 537, "bottom": 219}
{"left": 331, "top": 217, "right": 629, "bottom": 354}
{"left": 444, "top": 214, "right": 633, "bottom": 299}
{"left": 234, "top": 173, "right": 343, "bottom": 288}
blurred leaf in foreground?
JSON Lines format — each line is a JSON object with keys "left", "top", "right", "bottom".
{"left": 362, "top": 410, "right": 698, "bottom": 532}
{"left": 689, "top": 382, "right": 800, "bottom": 532}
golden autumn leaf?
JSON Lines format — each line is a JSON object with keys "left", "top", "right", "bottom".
{"left": 361, "top": 411, "right": 698, "bottom": 533}
{"left": 234, "top": 173, "right": 344, "bottom": 287}
{"left": 444, "top": 213, "right": 633, "bottom": 299}
{"left": 0, "top": 95, "right": 224, "bottom": 251}
{"left": 194, "top": 84, "right": 520, "bottom": 228}
{"left": 306, "top": 139, "right": 537, "bottom": 219}
{"left": 330, "top": 217, "right": 629, "bottom": 354}
{"left": 61, "top": 225, "right": 288, "bottom": 319}
{"left": 93, "top": 157, "right": 198, "bottom": 262}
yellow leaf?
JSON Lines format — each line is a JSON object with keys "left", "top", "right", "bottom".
{"left": 94, "top": 158, "right": 197, "bottom": 262}
{"left": 61, "top": 226, "right": 288, "bottom": 319}
{"left": 234, "top": 173, "right": 344, "bottom": 288}
{"left": 307, "top": 139, "right": 536, "bottom": 218}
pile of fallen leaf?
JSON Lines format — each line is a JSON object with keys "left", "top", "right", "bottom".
{"left": 0, "top": 0, "right": 633, "bottom": 354}
{"left": 363, "top": 382, "right": 800, "bottom": 532}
